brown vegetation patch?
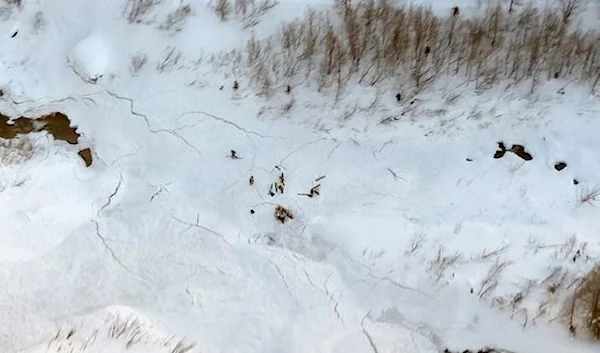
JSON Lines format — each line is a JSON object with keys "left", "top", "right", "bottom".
{"left": 0, "top": 112, "right": 91, "bottom": 166}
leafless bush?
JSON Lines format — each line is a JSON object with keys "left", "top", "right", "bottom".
{"left": 4, "top": 0, "right": 21, "bottom": 7}
{"left": 214, "top": 0, "right": 231, "bottom": 21}
{"left": 569, "top": 266, "right": 600, "bottom": 339}
{"left": 477, "top": 259, "right": 511, "bottom": 298}
{"left": 159, "top": 4, "right": 192, "bottom": 32}
{"left": 428, "top": 246, "right": 463, "bottom": 281}
{"left": 471, "top": 245, "right": 510, "bottom": 261}
{"left": 236, "top": 0, "right": 279, "bottom": 28}
{"left": 579, "top": 186, "right": 600, "bottom": 205}
{"left": 170, "top": 340, "right": 196, "bottom": 353}
{"left": 46, "top": 313, "right": 197, "bottom": 352}
{"left": 559, "top": 0, "right": 581, "bottom": 24}
{"left": 124, "top": 0, "right": 161, "bottom": 24}
{"left": 234, "top": 0, "right": 600, "bottom": 101}
{"left": 218, "top": 0, "right": 278, "bottom": 26}
{"left": 405, "top": 232, "right": 427, "bottom": 254}
{"left": 32, "top": 11, "right": 45, "bottom": 33}
{"left": 130, "top": 52, "right": 148, "bottom": 75}
{"left": 108, "top": 315, "right": 147, "bottom": 348}
{"left": 156, "top": 46, "right": 182, "bottom": 72}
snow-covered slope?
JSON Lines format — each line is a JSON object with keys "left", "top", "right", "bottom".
{"left": 0, "top": 0, "right": 599, "bottom": 352}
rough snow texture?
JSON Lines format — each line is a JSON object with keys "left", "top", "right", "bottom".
{"left": 0, "top": 0, "right": 599, "bottom": 353}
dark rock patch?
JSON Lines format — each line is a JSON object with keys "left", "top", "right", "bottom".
{"left": 509, "top": 144, "right": 533, "bottom": 161}
{"left": 493, "top": 142, "right": 507, "bottom": 159}
{"left": 554, "top": 161, "right": 567, "bottom": 171}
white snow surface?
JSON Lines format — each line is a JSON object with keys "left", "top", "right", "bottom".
{"left": 0, "top": 0, "right": 599, "bottom": 352}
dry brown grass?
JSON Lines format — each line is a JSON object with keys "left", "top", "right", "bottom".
{"left": 235, "top": 0, "right": 600, "bottom": 98}
{"left": 569, "top": 265, "right": 600, "bottom": 339}
{"left": 214, "top": 0, "right": 278, "bottom": 27}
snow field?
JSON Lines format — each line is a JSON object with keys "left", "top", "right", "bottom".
{"left": 0, "top": 0, "right": 598, "bottom": 352}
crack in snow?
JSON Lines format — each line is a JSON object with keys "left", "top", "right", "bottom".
{"left": 174, "top": 110, "right": 278, "bottom": 139}
{"left": 97, "top": 175, "right": 123, "bottom": 216}
{"left": 103, "top": 90, "right": 203, "bottom": 157}
{"left": 361, "top": 314, "right": 380, "bottom": 353}
{"left": 327, "top": 141, "right": 343, "bottom": 160}
{"left": 265, "top": 259, "right": 293, "bottom": 298}
{"left": 91, "top": 220, "right": 134, "bottom": 274}
{"left": 149, "top": 182, "right": 172, "bottom": 202}
{"left": 321, "top": 272, "right": 345, "bottom": 325}
{"left": 107, "top": 147, "right": 142, "bottom": 166}
{"left": 277, "top": 138, "right": 328, "bottom": 169}
{"left": 172, "top": 214, "right": 233, "bottom": 248}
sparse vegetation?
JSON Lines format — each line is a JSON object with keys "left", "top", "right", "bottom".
{"left": 477, "top": 259, "right": 511, "bottom": 298}
{"left": 124, "top": 0, "right": 161, "bottom": 24}
{"left": 231, "top": 0, "right": 600, "bottom": 103}
{"left": 568, "top": 265, "right": 600, "bottom": 339}
{"left": 32, "top": 11, "right": 45, "bottom": 33}
{"left": 578, "top": 186, "right": 600, "bottom": 205}
{"left": 428, "top": 245, "right": 463, "bottom": 282}
{"left": 0, "top": 136, "right": 35, "bottom": 165}
{"left": 214, "top": 0, "right": 231, "bottom": 21}
{"left": 159, "top": 4, "right": 192, "bottom": 32}
{"left": 156, "top": 46, "right": 182, "bottom": 72}
{"left": 46, "top": 312, "right": 196, "bottom": 353}
{"left": 214, "top": 0, "right": 278, "bottom": 27}
{"left": 4, "top": 0, "right": 22, "bottom": 7}
{"left": 130, "top": 52, "right": 148, "bottom": 75}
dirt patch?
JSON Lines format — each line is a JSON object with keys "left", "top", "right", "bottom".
{"left": 78, "top": 148, "right": 93, "bottom": 167}
{"left": 493, "top": 142, "right": 533, "bottom": 161}
{"left": 509, "top": 144, "right": 533, "bottom": 161}
{"left": 0, "top": 112, "right": 91, "bottom": 166}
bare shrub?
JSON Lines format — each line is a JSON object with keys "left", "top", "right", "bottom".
{"left": 237, "top": 0, "right": 279, "bottom": 28}
{"left": 159, "top": 4, "right": 192, "bottom": 32}
{"left": 579, "top": 186, "right": 600, "bottom": 205}
{"left": 156, "top": 46, "right": 182, "bottom": 72}
{"left": 221, "top": 0, "right": 278, "bottom": 26}
{"left": 124, "top": 0, "right": 161, "bottom": 24}
{"left": 4, "top": 0, "right": 21, "bottom": 7}
{"left": 214, "top": 0, "right": 231, "bottom": 21}
{"left": 477, "top": 259, "right": 511, "bottom": 298}
{"left": 405, "top": 232, "right": 426, "bottom": 254}
{"left": 47, "top": 312, "right": 197, "bottom": 352}
{"left": 171, "top": 340, "right": 196, "bottom": 353}
{"left": 130, "top": 52, "right": 148, "bottom": 75}
{"left": 32, "top": 11, "right": 45, "bottom": 33}
{"left": 559, "top": 0, "right": 581, "bottom": 24}
{"left": 108, "top": 315, "right": 147, "bottom": 348}
{"left": 428, "top": 246, "right": 463, "bottom": 281}
{"left": 234, "top": 0, "right": 600, "bottom": 101}
{"left": 570, "top": 266, "right": 600, "bottom": 339}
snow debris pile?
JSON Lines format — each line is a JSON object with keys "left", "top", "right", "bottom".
{"left": 68, "top": 33, "right": 115, "bottom": 84}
